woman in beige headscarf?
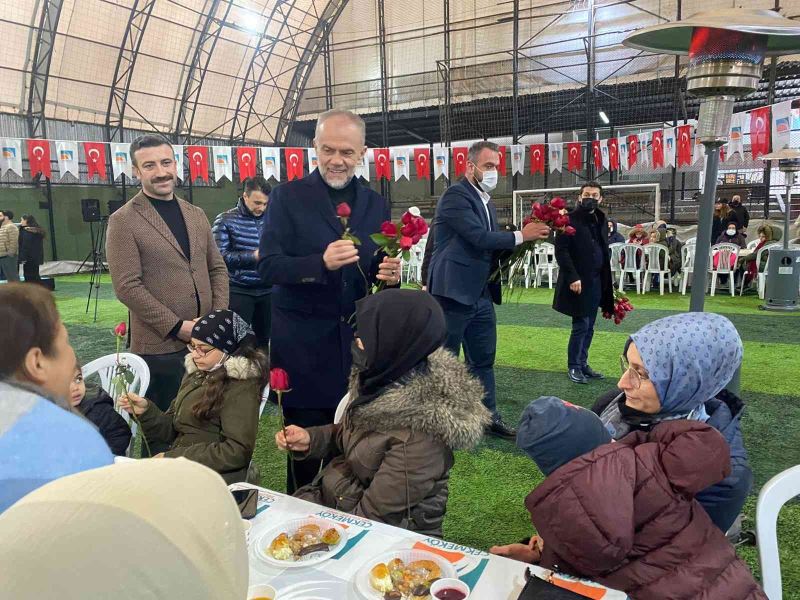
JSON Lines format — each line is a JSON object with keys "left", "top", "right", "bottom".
{"left": 0, "top": 458, "right": 249, "bottom": 599}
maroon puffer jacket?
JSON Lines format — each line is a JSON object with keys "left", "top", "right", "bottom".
{"left": 526, "top": 420, "right": 766, "bottom": 600}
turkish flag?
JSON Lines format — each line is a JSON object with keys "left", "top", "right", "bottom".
{"left": 497, "top": 146, "right": 506, "bottom": 176}
{"left": 284, "top": 148, "right": 304, "bottom": 180}
{"left": 608, "top": 137, "right": 619, "bottom": 171}
{"left": 26, "top": 139, "right": 51, "bottom": 179}
{"left": 750, "top": 106, "right": 771, "bottom": 160}
{"left": 676, "top": 125, "right": 693, "bottom": 167}
{"left": 236, "top": 147, "right": 257, "bottom": 181}
{"left": 591, "top": 141, "right": 602, "bottom": 171}
{"left": 413, "top": 148, "right": 430, "bottom": 179}
{"left": 530, "top": 144, "right": 545, "bottom": 174}
{"left": 567, "top": 142, "right": 582, "bottom": 172}
{"left": 452, "top": 146, "right": 468, "bottom": 177}
{"left": 720, "top": 145, "right": 727, "bottom": 163}
{"left": 651, "top": 130, "right": 664, "bottom": 168}
{"left": 373, "top": 148, "right": 390, "bottom": 180}
{"left": 627, "top": 135, "right": 638, "bottom": 168}
{"left": 83, "top": 142, "right": 107, "bottom": 180}
{"left": 187, "top": 146, "right": 209, "bottom": 182}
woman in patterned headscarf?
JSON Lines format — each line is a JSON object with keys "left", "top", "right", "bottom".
{"left": 119, "top": 309, "right": 268, "bottom": 483}
{"left": 592, "top": 312, "right": 753, "bottom": 533}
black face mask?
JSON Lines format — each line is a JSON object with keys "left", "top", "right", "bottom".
{"left": 580, "top": 198, "right": 598, "bottom": 212}
{"left": 617, "top": 396, "right": 657, "bottom": 430}
{"left": 351, "top": 340, "right": 369, "bottom": 372}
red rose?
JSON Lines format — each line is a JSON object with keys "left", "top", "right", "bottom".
{"left": 400, "top": 222, "right": 416, "bottom": 237}
{"left": 380, "top": 221, "right": 398, "bottom": 237}
{"left": 522, "top": 216, "right": 533, "bottom": 226}
{"left": 114, "top": 322, "right": 127, "bottom": 337}
{"left": 550, "top": 197, "right": 567, "bottom": 210}
{"left": 399, "top": 236, "right": 413, "bottom": 250}
{"left": 532, "top": 203, "right": 546, "bottom": 221}
{"left": 413, "top": 217, "right": 428, "bottom": 236}
{"left": 336, "top": 203, "right": 351, "bottom": 218}
{"left": 554, "top": 214, "right": 570, "bottom": 228}
{"left": 411, "top": 233, "right": 422, "bottom": 245}
{"left": 270, "top": 368, "right": 290, "bottom": 391}
{"left": 564, "top": 226, "right": 577, "bottom": 236}
{"left": 401, "top": 211, "right": 413, "bottom": 225}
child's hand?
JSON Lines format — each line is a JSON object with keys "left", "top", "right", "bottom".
{"left": 490, "top": 539, "right": 542, "bottom": 564}
{"left": 118, "top": 392, "right": 148, "bottom": 415}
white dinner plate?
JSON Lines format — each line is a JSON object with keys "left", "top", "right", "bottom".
{"left": 355, "top": 549, "right": 458, "bottom": 599}
{"left": 254, "top": 517, "right": 348, "bottom": 568}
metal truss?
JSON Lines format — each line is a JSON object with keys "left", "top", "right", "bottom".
{"left": 105, "top": 0, "right": 156, "bottom": 143}
{"left": 27, "top": 0, "right": 65, "bottom": 138}
{"left": 175, "top": 0, "right": 234, "bottom": 144}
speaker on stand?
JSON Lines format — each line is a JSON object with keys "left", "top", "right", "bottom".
{"left": 78, "top": 199, "right": 107, "bottom": 322}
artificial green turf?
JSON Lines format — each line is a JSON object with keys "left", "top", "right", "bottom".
{"left": 52, "top": 275, "right": 800, "bottom": 597}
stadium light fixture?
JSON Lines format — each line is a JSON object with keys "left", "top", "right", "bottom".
{"left": 598, "top": 110, "right": 609, "bottom": 125}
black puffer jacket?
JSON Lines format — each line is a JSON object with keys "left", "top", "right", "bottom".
{"left": 79, "top": 390, "right": 132, "bottom": 456}
{"left": 212, "top": 199, "right": 269, "bottom": 291}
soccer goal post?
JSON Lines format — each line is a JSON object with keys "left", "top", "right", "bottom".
{"left": 512, "top": 183, "right": 662, "bottom": 228}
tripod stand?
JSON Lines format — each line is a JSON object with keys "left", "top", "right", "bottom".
{"left": 84, "top": 218, "right": 108, "bottom": 322}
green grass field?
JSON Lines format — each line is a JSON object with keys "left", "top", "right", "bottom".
{"left": 57, "top": 274, "right": 800, "bottom": 596}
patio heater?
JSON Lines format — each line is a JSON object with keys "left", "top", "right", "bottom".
{"left": 760, "top": 149, "right": 800, "bottom": 312}
{"left": 624, "top": 8, "right": 800, "bottom": 312}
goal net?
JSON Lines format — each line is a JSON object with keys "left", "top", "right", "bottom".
{"left": 512, "top": 183, "right": 662, "bottom": 229}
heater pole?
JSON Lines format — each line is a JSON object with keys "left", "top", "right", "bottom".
{"left": 690, "top": 143, "right": 722, "bottom": 312}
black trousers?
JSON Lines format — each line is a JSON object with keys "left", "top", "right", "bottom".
{"left": 23, "top": 262, "right": 41, "bottom": 283}
{"left": 230, "top": 290, "right": 271, "bottom": 349}
{"left": 282, "top": 406, "right": 337, "bottom": 494}
{"left": 140, "top": 349, "right": 188, "bottom": 455}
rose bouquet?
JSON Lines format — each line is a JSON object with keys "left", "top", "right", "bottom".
{"left": 603, "top": 290, "right": 634, "bottom": 325}
{"left": 369, "top": 207, "right": 428, "bottom": 292}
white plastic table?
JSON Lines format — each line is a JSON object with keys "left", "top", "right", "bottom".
{"left": 231, "top": 483, "right": 628, "bottom": 600}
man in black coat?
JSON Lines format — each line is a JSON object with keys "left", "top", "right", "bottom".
{"left": 553, "top": 181, "right": 614, "bottom": 384}
{"left": 729, "top": 194, "right": 750, "bottom": 235}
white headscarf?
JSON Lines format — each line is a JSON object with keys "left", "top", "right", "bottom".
{"left": 0, "top": 458, "right": 248, "bottom": 599}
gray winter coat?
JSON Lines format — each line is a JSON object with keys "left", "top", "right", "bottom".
{"left": 294, "top": 348, "right": 490, "bottom": 537}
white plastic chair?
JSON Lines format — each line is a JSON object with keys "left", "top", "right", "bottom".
{"left": 740, "top": 242, "right": 780, "bottom": 298}
{"left": 333, "top": 393, "right": 351, "bottom": 424}
{"left": 82, "top": 353, "right": 150, "bottom": 456}
{"left": 534, "top": 242, "right": 558, "bottom": 289}
{"left": 747, "top": 239, "right": 760, "bottom": 251}
{"left": 685, "top": 237, "right": 697, "bottom": 246}
{"left": 709, "top": 243, "right": 740, "bottom": 297}
{"left": 619, "top": 243, "right": 645, "bottom": 294}
{"left": 757, "top": 464, "right": 800, "bottom": 599}
{"left": 609, "top": 242, "right": 624, "bottom": 287}
{"left": 508, "top": 249, "right": 533, "bottom": 289}
{"left": 680, "top": 243, "right": 697, "bottom": 295}
{"left": 643, "top": 243, "right": 672, "bottom": 295}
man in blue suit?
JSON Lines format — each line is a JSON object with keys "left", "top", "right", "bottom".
{"left": 427, "top": 141, "right": 549, "bottom": 438}
{"left": 259, "top": 109, "right": 401, "bottom": 492}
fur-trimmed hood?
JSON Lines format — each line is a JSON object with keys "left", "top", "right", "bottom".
{"left": 346, "top": 348, "right": 491, "bottom": 450}
{"left": 183, "top": 353, "right": 262, "bottom": 380}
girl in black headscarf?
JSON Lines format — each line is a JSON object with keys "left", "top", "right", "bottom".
{"left": 276, "top": 289, "right": 490, "bottom": 536}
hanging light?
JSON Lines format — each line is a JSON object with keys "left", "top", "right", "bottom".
{"left": 598, "top": 110, "right": 609, "bottom": 124}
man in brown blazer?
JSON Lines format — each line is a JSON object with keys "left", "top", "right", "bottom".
{"left": 106, "top": 134, "right": 228, "bottom": 431}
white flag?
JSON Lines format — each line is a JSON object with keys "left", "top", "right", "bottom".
{"left": 664, "top": 127, "right": 676, "bottom": 168}
{"left": 728, "top": 112, "right": 745, "bottom": 159}
{"left": 510, "top": 144, "right": 524, "bottom": 175}
{"left": 260, "top": 147, "right": 281, "bottom": 182}
{"left": 392, "top": 147, "right": 410, "bottom": 181}
{"left": 618, "top": 137, "right": 629, "bottom": 171}
{"left": 56, "top": 141, "right": 79, "bottom": 180}
{"left": 212, "top": 146, "right": 232, "bottom": 182}
{"left": 600, "top": 139, "right": 609, "bottom": 169}
{"left": 639, "top": 132, "right": 650, "bottom": 167}
{"left": 433, "top": 145, "right": 449, "bottom": 180}
{"left": 354, "top": 151, "right": 370, "bottom": 181}
{"left": 111, "top": 143, "right": 133, "bottom": 181}
{"left": 772, "top": 100, "right": 793, "bottom": 151}
{"left": 172, "top": 145, "right": 184, "bottom": 181}
{"left": 548, "top": 143, "right": 562, "bottom": 173}
{"left": 0, "top": 138, "right": 23, "bottom": 177}
{"left": 693, "top": 135, "right": 705, "bottom": 164}
{"left": 307, "top": 147, "right": 319, "bottom": 173}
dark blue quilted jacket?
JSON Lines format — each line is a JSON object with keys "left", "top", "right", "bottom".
{"left": 212, "top": 198, "right": 270, "bottom": 291}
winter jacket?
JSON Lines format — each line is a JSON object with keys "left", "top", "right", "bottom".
{"left": 18, "top": 227, "right": 44, "bottom": 265}
{"left": 552, "top": 207, "right": 614, "bottom": 318}
{"left": 607, "top": 220, "right": 625, "bottom": 245}
{"left": 79, "top": 389, "right": 132, "bottom": 456}
{"left": 591, "top": 388, "right": 753, "bottom": 532}
{"left": 294, "top": 348, "right": 490, "bottom": 537}
{"left": 0, "top": 222, "right": 19, "bottom": 257}
{"left": 212, "top": 199, "right": 269, "bottom": 292}
{"left": 527, "top": 420, "right": 766, "bottom": 600}
{"left": 730, "top": 203, "right": 750, "bottom": 229}
{"left": 137, "top": 354, "right": 261, "bottom": 484}
{"left": 715, "top": 230, "right": 747, "bottom": 248}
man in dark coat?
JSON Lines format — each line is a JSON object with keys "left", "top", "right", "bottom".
{"left": 426, "top": 141, "right": 550, "bottom": 438}
{"left": 258, "top": 109, "right": 400, "bottom": 492}
{"left": 213, "top": 176, "right": 272, "bottom": 348}
{"left": 553, "top": 181, "right": 614, "bottom": 384}
{"left": 729, "top": 194, "right": 750, "bottom": 234}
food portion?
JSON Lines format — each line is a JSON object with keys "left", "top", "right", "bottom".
{"left": 369, "top": 558, "right": 442, "bottom": 599}
{"left": 266, "top": 523, "right": 341, "bottom": 561}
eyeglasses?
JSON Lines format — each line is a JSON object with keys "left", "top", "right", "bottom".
{"left": 619, "top": 354, "right": 650, "bottom": 390}
{"left": 187, "top": 342, "right": 215, "bottom": 356}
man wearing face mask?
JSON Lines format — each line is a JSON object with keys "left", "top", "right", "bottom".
{"left": 552, "top": 182, "right": 614, "bottom": 384}
{"left": 728, "top": 195, "right": 750, "bottom": 235}
{"left": 427, "top": 141, "right": 550, "bottom": 438}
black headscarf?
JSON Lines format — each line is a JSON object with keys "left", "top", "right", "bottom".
{"left": 349, "top": 289, "right": 447, "bottom": 412}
